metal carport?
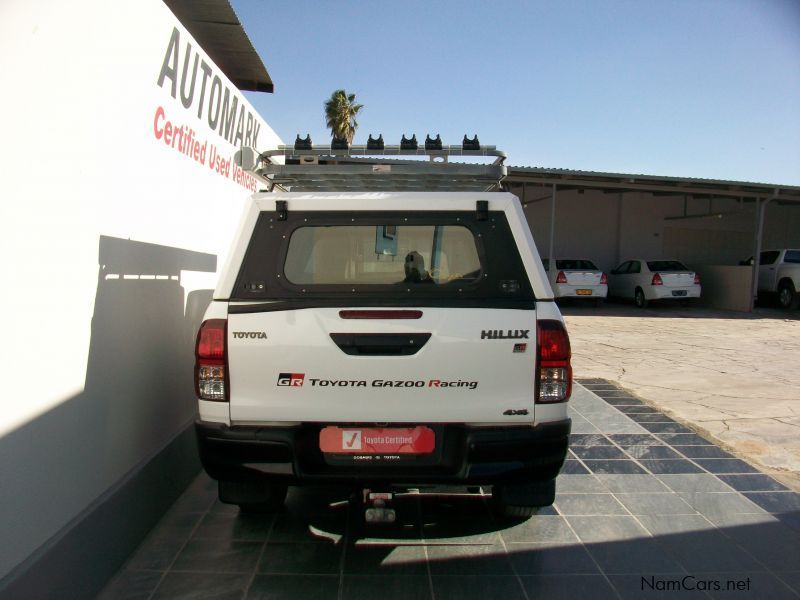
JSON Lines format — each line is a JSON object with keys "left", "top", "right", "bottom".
{"left": 503, "top": 168, "right": 800, "bottom": 311}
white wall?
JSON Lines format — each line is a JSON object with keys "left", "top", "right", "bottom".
{"left": 521, "top": 188, "right": 665, "bottom": 272}
{"left": 763, "top": 202, "right": 800, "bottom": 250}
{"left": 0, "top": 0, "right": 280, "bottom": 581}
{"left": 694, "top": 266, "right": 753, "bottom": 312}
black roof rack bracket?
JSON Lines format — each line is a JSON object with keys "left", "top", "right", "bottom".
{"left": 276, "top": 200, "right": 288, "bottom": 221}
{"left": 476, "top": 200, "right": 489, "bottom": 221}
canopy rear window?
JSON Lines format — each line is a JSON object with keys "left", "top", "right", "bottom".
{"left": 232, "top": 210, "right": 534, "bottom": 307}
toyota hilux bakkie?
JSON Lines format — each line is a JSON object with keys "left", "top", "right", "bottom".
{"left": 194, "top": 146, "right": 571, "bottom": 518}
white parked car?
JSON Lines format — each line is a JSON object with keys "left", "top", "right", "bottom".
{"left": 608, "top": 259, "right": 701, "bottom": 308}
{"left": 543, "top": 258, "right": 607, "bottom": 305}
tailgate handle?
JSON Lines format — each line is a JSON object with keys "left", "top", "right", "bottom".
{"left": 329, "top": 333, "right": 431, "bottom": 356}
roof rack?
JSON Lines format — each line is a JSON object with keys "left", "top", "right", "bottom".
{"left": 236, "top": 137, "right": 508, "bottom": 192}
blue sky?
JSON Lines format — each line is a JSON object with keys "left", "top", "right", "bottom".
{"left": 231, "top": 0, "right": 800, "bottom": 185}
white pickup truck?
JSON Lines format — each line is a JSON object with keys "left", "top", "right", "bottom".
{"left": 744, "top": 249, "right": 800, "bottom": 309}
{"left": 193, "top": 190, "right": 572, "bottom": 518}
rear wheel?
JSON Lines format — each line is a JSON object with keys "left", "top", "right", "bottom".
{"left": 218, "top": 480, "right": 288, "bottom": 513}
{"left": 634, "top": 287, "right": 648, "bottom": 308}
{"left": 778, "top": 281, "right": 799, "bottom": 309}
{"left": 491, "top": 479, "right": 556, "bottom": 519}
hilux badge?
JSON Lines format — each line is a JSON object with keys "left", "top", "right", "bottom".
{"left": 481, "top": 329, "right": 529, "bottom": 340}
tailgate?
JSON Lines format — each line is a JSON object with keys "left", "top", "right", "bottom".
{"left": 227, "top": 307, "right": 537, "bottom": 424}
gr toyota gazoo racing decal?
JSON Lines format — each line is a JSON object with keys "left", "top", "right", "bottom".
{"left": 275, "top": 375, "right": 478, "bottom": 390}
{"left": 276, "top": 373, "right": 305, "bottom": 386}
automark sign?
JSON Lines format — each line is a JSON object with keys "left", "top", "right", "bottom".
{"left": 154, "top": 27, "right": 261, "bottom": 191}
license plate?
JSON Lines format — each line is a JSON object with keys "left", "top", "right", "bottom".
{"left": 672, "top": 290, "right": 687, "bottom": 297}
{"left": 576, "top": 289, "right": 592, "bottom": 296}
{"left": 319, "top": 426, "right": 435, "bottom": 455}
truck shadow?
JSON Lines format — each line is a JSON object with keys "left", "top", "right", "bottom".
{"left": 161, "top": 483, "right": 800, "bottom": 598}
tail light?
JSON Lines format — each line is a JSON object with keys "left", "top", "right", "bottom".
{"left": 195, "top": 319, "right": 228, "bottom": 401}
{"left": 535, "top": 320, "right": 572, "bottom": 403}
{"left": 556, "top": 271, "right": 567, "bottom": 284}
{"left": 694, "top": 273, "right": 701, "bottom": 285}
{"left": 651, "top": 273, "right": 663, "bottom": 286}
{"left": 600, "top": 272, "right": 608, "bottom": 285}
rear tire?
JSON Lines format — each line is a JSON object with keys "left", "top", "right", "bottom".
{"left": 778, "top": 281, "right": 799, "bottom": 309}
{"left": 492, "top": 479, "right": 556, "bottom": 519}
{"left": 634, "top": 287, "right": 648, "bottom": 308}
{"left": 218, "top": 480, "right": 288, "bottom": 513}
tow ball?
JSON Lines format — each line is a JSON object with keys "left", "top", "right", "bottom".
{"left": 363, "top": 490, "right": 396, "bottom": 523}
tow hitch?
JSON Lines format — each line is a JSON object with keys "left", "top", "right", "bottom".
{"left": 363, "top": 490, "right": 396, "bottom": 523}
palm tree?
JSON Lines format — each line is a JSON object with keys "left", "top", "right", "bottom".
{"left": 324, "top": 89, "right": 363, "bottom": 144}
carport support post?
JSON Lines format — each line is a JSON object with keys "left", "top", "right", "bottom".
{"left": 548, "top": 184, "right": 557, "bottom": 266}
{"left": 750, "top": 196, "right": 772, "bottom": 312}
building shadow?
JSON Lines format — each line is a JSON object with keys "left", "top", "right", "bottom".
{"left": 0, "top": 236, "right": 217, "bottom": 598}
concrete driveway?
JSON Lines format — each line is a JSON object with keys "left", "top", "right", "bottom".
{"left": 562, "top": 302, "right": 800, "bottom": 490}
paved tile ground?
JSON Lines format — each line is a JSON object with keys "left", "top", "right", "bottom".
{"left": 562, "top": 304, "right": 800, "bottom": 486}
{"left": 101, "top": 381, "right": 800, "bottom": 599}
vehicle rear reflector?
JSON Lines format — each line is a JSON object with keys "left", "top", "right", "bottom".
{"left": 339, "top": 310, "right": 423, "bottom": 319}
{"left": 195, "top": 319, "right": 228, "bottom": 402}
{"left": 535, "top": 320, "right": 572, "bottom": 403}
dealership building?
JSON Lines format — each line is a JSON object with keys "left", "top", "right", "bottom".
{"left": 1, "top": 0, "right": 798, "bottom": 596}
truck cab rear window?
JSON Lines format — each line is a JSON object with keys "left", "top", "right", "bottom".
{"left": 284, "top": 225, "right": 481, "bottom": 285}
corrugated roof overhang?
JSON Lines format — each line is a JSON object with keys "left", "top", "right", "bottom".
{"left": 163, "top": 0, "right": 274, "bottom": 93}
{"left": 506, "top": 166, "right": 800, "bottom": 204}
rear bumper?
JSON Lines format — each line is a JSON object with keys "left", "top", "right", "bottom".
{"left": 195, "top": 419, "right": 571, "bottom": 486}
